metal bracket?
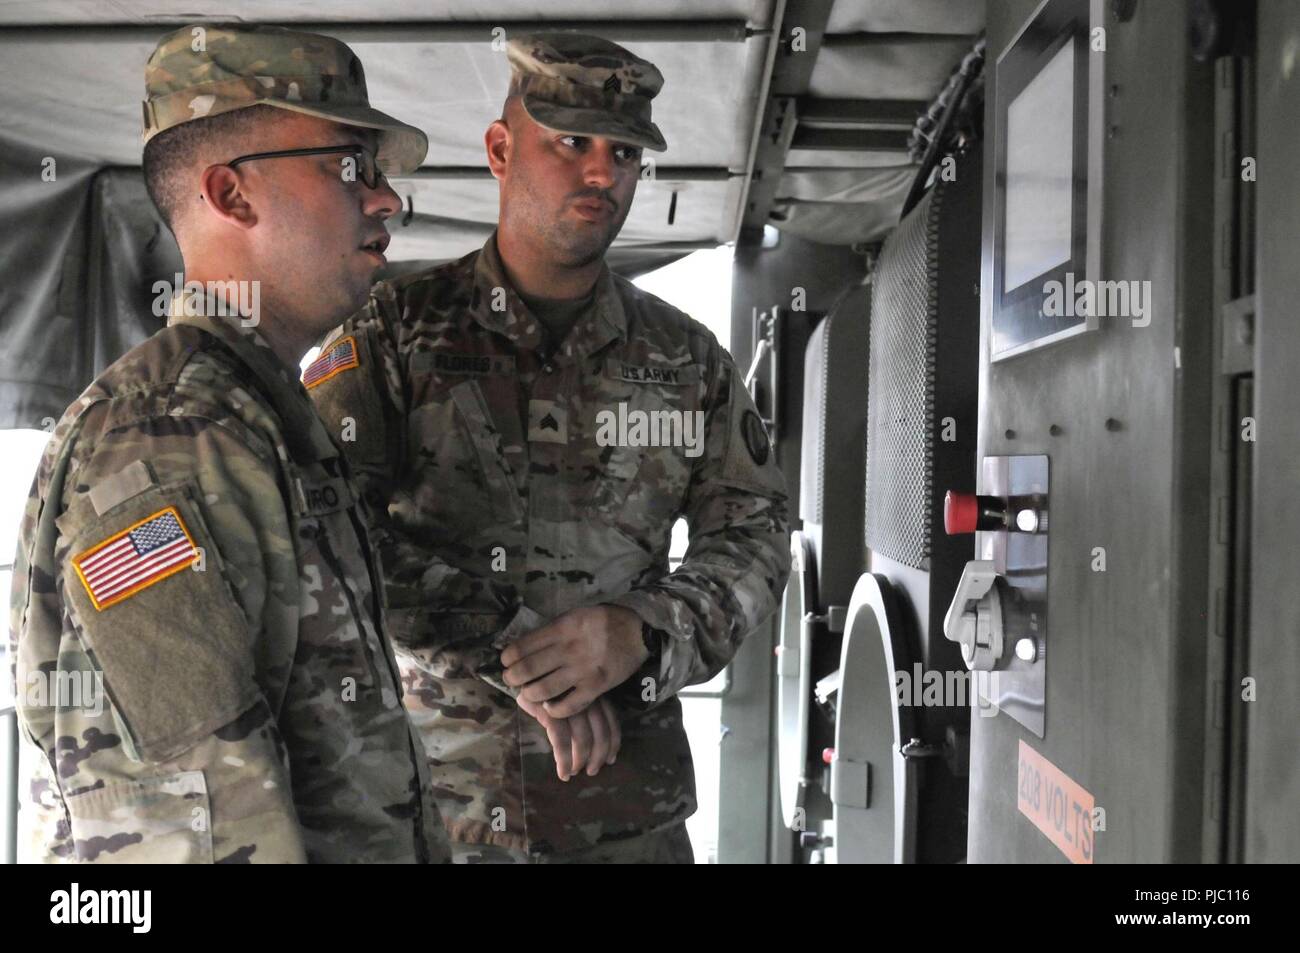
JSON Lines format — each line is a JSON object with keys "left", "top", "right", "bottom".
{"left": 803, "top": 604, "right": 846, "bottom": 633}
{"left": 830, "top": 754, "right": 870, "bottom": 810}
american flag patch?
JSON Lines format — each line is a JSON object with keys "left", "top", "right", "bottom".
{"left": 72, "top": 507, "right": 200, "bottom": 611}
{"left": 303, "top": 335, "right": 359, "bottom": 390}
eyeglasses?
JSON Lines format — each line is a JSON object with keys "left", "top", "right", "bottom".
{"left": 226, "top": 144, "right": 384, "bottom": 189}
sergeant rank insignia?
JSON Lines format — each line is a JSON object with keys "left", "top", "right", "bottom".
{"left": 528, "top": 399, "right": 568, "bottom": 443}
{"left": 72, "top": 506, "right": 200, "bottom": 610}
{"left": 303, "top": 335, "right": 359, "bottom": 389}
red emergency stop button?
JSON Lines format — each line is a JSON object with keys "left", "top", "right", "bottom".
{"left": 822, "top": 747, "right": 835, "bottom": 765}
{"left": 945, "top": 491, "right": 978, "bottom": 534}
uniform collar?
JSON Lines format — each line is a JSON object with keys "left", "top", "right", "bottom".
{"left": 469, "top": 232, "right": 627, "bottom": 360}
{"left": 167, "top": 290, "right": 340, "bottom": 462}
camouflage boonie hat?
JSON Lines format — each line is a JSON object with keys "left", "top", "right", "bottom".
{"left": 143, "top": 23, "right": 428, "bottom": 174}
{"left": 506, "top": 33, "right": 667, "bottom": 152}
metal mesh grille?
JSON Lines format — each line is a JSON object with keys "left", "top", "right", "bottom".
{"left": 864, "top": 185, "right": 942, "bottom": 569}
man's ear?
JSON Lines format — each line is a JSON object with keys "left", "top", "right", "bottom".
{"left": 485, "top": 119, "right": 511, "bottom": 181}
{"left": 197, "top": 163, "right": 257, "bottom": 230}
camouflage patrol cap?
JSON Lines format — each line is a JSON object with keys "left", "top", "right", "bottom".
{"left": 143, "top": 23, "right": 428, "bottom": 174}
{"left": 506, "top": 33, "right": 667, "bottom": 152}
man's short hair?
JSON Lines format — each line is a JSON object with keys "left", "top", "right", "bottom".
{"left": 142, "top": 104, "right": 274, "bottom": 231}
{"left": 500, "top": 92, "right": 521, "bottom": 123}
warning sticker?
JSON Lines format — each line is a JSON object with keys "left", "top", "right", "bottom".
{"left": 1017, "top": 740, "right": 1095, "bottom": 863}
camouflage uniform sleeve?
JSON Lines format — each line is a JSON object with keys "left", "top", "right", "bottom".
{"left": 605, "top": 338, "right": 791, "bottom": 709}
{"left": 309, "top": 286, "right": 486, "bottom": 639}
{"left": 20, "top": 411, "right": 310, "bottom": 863}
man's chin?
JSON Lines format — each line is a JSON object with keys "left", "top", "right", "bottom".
{"left": 311, "top": 282, "right": 373, "bottom": 332}
{"left": 554, "top": 227, "right": 618, "bottom": 268}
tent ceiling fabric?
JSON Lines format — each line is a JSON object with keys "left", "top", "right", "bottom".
{"left": 0, "top": 0, "right": 764, "bottom": 262}
{"left": 809, "top": 36, "right": 978, "bottom": 100}
{"left": 0, "top": 0, "right": 759, "bottom": 26}
{"left": 784, "top": 150, "right": 918, "bottom": 170}
{"left": 770, "top": 166, "right": 916, "bottom": 245}
{"left": 825, "top": 0, "right": 986, "bottom": 36}
{"left": 0, "top": 39, "right": 752, "bottom": 170}
{"left": 0, "top": 0, "right": 981, "bottom": 256}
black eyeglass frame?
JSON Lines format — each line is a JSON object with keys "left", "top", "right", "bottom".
{"left": 225, "top": 145, "right": 383, "bottom": 189}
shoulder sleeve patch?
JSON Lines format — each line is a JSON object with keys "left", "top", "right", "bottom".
{"left": 72, "top": 505, "right": 199, "bottom": 610}
{"left": 303, "top": 335, "right": 360, "bottom": 390}
{"left": 716, "top": 364, "right": 788, "bottom": 498}
{"left": 59, "top": 484, "right": 260, "bottom": 762}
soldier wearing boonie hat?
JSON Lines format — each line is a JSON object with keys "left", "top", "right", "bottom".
{"left": 310, "top": 32, "right": 790, "bottom": 864}
{"left": 11, "top": 22, "right": 448, "bottom": 863}
{"left": 142, "top": 21, "right": 427, "bottom": 173}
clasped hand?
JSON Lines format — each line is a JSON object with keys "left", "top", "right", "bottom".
{"left": 502, "top": 604, "right": 649, "bottom": 781}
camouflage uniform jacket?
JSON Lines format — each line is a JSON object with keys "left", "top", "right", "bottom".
{"left": 309, "top": 236, "right": 791, "bottom": 854}
{"left": 9, "top": 301, "right": 448, "bottom": 863}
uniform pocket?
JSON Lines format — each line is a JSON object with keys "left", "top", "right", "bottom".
{"left": 448, "top": 381, "right": 524, "bottom": 524}
{"left": 64, "top": 769, "right": 213, "bottom": 863}
{"left": 56, "top": 483, "right": 260, "bottom": 763}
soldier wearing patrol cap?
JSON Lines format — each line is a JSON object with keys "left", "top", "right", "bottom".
{"left": 10, "top": 23, "right": 448, "bottom": 862}
{"left": 309, "top": 33, "right": 791, "bottom": 863}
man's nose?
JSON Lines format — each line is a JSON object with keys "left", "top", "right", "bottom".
{"left": 582, "top": 144, "right": 617, "bottom": 190}
{"left": 364, "top": 176, "right": 402, "bottom": 220}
